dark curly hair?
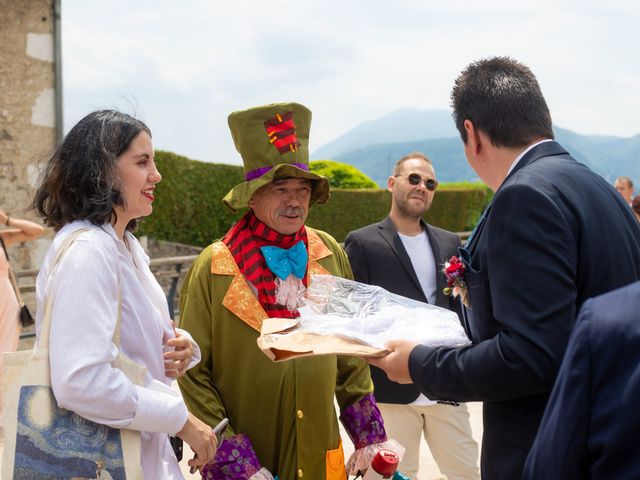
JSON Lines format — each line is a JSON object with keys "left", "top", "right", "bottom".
{"left": 33, "top": 110, "right": 151, "bottom": 231}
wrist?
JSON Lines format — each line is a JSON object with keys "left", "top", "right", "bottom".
{"left": 202, "top": 434, "right": 262, "bottom": 479}
{"left": 340, "top": 393, "right": 387, "bottom": 449}
{"left": 177, "top": 412, "right": 192, "bottom": 437}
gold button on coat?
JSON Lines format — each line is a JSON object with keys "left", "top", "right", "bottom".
{"left": 296, "top": 410, "right": 304, "bottom": 419}
{"left": 297, "top": 468, "right": 304, "bottom": 478}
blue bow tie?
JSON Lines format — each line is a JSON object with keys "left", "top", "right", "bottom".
{"left": 260, "top": 241, "right": 308, "bottom": 280}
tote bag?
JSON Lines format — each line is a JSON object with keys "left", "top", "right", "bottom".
{"left": 2, "top": 228, "right": 147, "bottom": 480}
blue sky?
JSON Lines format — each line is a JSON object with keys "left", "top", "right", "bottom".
{"left": 62, "top": 0, "right": 640, "bottom": 165}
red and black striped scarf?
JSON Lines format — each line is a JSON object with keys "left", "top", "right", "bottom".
{"left": 222, "top": 211, "right": 308, "bottom": 318}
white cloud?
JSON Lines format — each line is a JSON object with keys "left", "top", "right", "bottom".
{"left": 62, "top": 0, "right": 640, "bottom": 163}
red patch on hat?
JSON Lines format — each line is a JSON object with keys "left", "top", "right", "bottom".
{"left": 264, "top": 111, "right": 301, "bottom": 154}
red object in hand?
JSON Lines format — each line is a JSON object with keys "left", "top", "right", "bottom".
{"left": 364, "top": 450, "right": 399, "bottom": 479}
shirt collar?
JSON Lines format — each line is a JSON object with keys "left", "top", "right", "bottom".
{"left": 59, "top": 220, "right": 146, "bottom": 265}
{"left": 506, "top": 139, "right": 554, "bottom": 176}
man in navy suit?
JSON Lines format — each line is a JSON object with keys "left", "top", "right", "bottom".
{"left": 369, "top": 56, "right": 640, "bottom": 479}
{"left": 523, "top": 280, "right": 640, "bottom": 479}
{"left": 345, "top": 152, "right": 479, "bottom": 480}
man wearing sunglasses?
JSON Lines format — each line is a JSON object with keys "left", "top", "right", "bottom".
{"left": 345, "top": 152, "right": 480, "bottom": 480}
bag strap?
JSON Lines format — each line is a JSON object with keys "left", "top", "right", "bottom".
{"left": 7, "top": 267, "right": 25, "bottom": 306}
{"left": 0, "top": 233, "right": 8, "bottom": 258}
{"left": 39, "top": 227, "right": 124, "bottom": 350}
{"left": 0, "top": 235, "right": 24, "bottom": 305}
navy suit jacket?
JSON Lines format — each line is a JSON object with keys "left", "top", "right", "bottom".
{"left": 407, "top": 141, "right": 640, "bottom": 479}
{"left": 523, "top": 280, "right": 640, "bottom": 479}
{"left": 344, "top": 216, "right": 462, "bottom": 403}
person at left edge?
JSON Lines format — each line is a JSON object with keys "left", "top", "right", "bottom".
{"left": 32, "top": 110, "right": 218, "bottom": 477}
{"left": 523, "top": 280, "right": 640, "bottom": 479}
{"left": 0, "top": 209, "right": 44, "bottom": 435}
{"left": 178, "top": 102, "right": 395, "bottom": 480}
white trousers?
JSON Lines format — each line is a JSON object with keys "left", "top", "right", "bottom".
{"left": 379, "top": 402, "right": 480, "bottom": 480}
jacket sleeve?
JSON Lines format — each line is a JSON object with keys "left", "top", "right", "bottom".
{"left": 409, "top": 184, "right": 578, "bottom": 402}
{"left": 328, "top": 237, "right": 386, "bottom": 446}
{"left": 522, "top": 300, "right": 592, "bottom": 479}
{"left": 177, "top": 249, "right": 234, "bottom": 436}
{"left": 330, "top": 237, "right": 372, "bottom": 408}
{"left": 179, "top": 249, "right": 274, "bottom": 480}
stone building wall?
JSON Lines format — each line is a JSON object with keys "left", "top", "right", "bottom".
{"left": 0, "top": 0, "right": 58, "bottom": 270}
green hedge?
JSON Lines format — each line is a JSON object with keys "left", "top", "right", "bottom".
{"left": 138, "top": 150, "right": 490, "bottom": 246}
{"left": 137, "top": 151, "right": 245, "bottom": 246}
{"left": 307, "top": 187, "right": 488, "bottom": 242}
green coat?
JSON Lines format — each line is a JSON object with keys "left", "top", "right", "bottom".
{"left": 178, "top": 227, "right": 374, "bottom": 480}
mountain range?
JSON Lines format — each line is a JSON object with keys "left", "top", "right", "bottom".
{"left": 311, "top": 108, "right": 640, "bottom": 187}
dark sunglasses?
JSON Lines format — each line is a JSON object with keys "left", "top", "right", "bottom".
{"left": 395, "top": 173, "right": 439, "bottom": 191}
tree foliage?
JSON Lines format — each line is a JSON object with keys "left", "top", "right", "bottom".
{"left": 309, "top": 160, "right": 378, "bottom": 189}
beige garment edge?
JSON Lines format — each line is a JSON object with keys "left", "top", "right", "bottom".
{"left": 1, "top": 227, "right": 147, "bottom": 479}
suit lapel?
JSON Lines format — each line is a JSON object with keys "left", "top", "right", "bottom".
{"left": 211, "top": 242, "right": 267, "bottom": 331}
{"left": 425, "top": 224, "right": 448, "bottom": 307}
{"left": 378, "top": 217, "right": 424, "bottom": 299}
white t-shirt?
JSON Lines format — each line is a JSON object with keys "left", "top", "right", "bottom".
{"left": 398, "top": 231, "right": 437, "bottom": 305}
{"left": 398, "top": 230, "right": 438, "bottom": 406}
{"left": 36, "top": 220, "right": 200, "bottom": 479}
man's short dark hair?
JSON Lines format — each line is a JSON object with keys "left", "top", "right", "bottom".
{"left": 393, "top": 152, "right": 433, "bottom": 176}
{"left": 33, "top": 110, "right": 151, "bottom": 231}
{"left": 451, "top": 56, "right": 554, "bottom": 148}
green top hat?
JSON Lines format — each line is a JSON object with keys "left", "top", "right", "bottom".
{"left": 223, "top": 102, "right": 330, "bottom": 212}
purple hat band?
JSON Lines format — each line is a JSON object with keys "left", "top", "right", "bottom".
{"left": 244, "top": 162, "right": 309, "bottom": 181}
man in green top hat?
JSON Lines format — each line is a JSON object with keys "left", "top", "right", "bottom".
{"left": 178, "top": 102, "right": 395, "bottom": 480}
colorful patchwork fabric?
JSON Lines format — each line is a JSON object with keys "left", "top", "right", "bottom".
{"left": 201, "top": 434, "right": 262, "bottom": 480}
{"left": 222, "top": 211, "right": 308, "bottom": 319}
{"left": 264, "top": 111, "right": 301, "bottom": 154}
{"left": 339, "top": 393, "right": 387, "bottom": 449}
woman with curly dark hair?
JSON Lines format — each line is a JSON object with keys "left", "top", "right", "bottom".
{"left": 31, "top": 110, "right": 217, "bottom": 478}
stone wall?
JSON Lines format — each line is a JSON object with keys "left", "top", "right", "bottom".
{"left": 0, "top": 0, "right": 58, "bottom": 270}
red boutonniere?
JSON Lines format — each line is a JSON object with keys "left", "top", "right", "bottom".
{"left": 442, "top": 256, "right": 470, "bottom": 307}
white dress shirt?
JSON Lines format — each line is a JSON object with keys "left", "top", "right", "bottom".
{"left": 36, "top": 220, "right": 200, "bottom": 479}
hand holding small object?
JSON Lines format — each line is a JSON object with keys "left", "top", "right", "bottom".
{"left": 164, "top": 321, "right": 194, "bottom": 378}
{"left": 177, "top": 413, "right": 219, "bottom": 473}
{"left": 189, "top": 417, "right": 228, "bottom": 474}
